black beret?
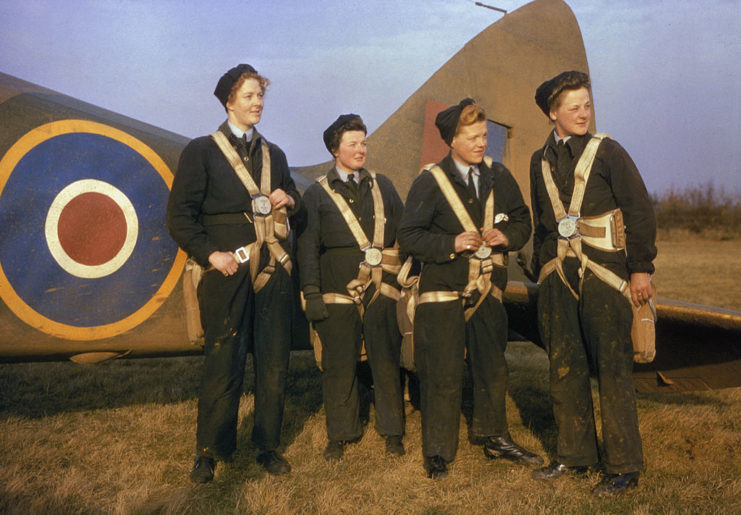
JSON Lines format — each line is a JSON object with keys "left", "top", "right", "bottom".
{"left": 323, "top": 114, "right": 363, "bottom": 153}
{"left": 435, "top": 98, "right": 474, "bottom": 145}
{"left": 535, "top": 70, "right": 589, "bottom": 116}
{"left": 214, "top": 63, "right": 258, "bottom": 107}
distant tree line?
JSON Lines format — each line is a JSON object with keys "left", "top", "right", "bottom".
{"left": 652, "top": 183, "right": 741, "bottom": 239}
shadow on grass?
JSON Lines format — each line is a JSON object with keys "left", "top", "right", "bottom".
{"left": 504, "top": 342, "right": 558, "bottom": 456}
{"left": 0, "top": 350, "right": 325, "bottom": 426}
{"left": 456, "top": 341, "right": 558, "bottom": 455}
{"left": 637, "top": 390, "right": 733, "bottom": 407}
{"left": 226, "top": 351, "right": 324, "bottom": 478}
{"left": 0, "top": 356, "right": 202, "bottom": 418}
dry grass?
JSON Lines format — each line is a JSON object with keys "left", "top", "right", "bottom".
{"left": 2, "top": 239, "right": 740, "bottom": 514}
{"left": 653, "top": 183, "right": 741, "bottom": 241}
{"left": 652, "top": 239, "right": 741, "bottom": 310}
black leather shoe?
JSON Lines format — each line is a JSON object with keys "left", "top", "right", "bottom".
{"left": 323, "top": 440, "right": 345, "bottom": 462}
{"left": 256, "top": 450, "right": 291, "bottom": 475}
{"left": 593, "top": 471, "right": 639, "bottom": 496}
{"left": 483, "top": 436, "right": 544, "bottom": 466}
{"left": 190, "top": 455, "right": 215, "bottom": 483}
{"left": 532, "top": 461, "right": 589, "bottom": 481}
{"left": 385, "top": 435, "right": 405, "bottom": 457}
{"left": 424, "top": 455, "right": 448, "bottom": 480}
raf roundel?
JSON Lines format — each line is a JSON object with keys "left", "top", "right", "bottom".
{"left": 0, "top": 120, "right": 186, "bottom": 340}
{"left": 45, "top": 179, "right": 139, "bottom": 279}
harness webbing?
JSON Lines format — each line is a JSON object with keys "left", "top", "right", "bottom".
{"left": 420, "top": 158, "right": 505, "bottom": 321}
{"left": 538, "top": 134, "right": 630, "bottom": 300}
{"left": 211, "top": 131, "right": 291, "bottom": 292}
{"left": 317, "top": 171, "right": 401, "bottom": 316}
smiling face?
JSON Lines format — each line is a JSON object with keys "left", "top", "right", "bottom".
{"left": 333, "top": 130, "right": 367, "bottom": 173}
{"left": 226, "top": 78, "right": 264, "bottom": 131}
{"left": 550, "top": 87, "right": 591, "bottom": 138}
{"left": 450, "top": 120, "right": 488, "bottom": 166}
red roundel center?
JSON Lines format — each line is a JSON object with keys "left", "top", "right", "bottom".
{"left": 57, "top": 192, "right": 127, "bottom": 266}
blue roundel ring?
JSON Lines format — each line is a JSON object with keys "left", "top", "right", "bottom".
{"left": 0, "top": 120, "right": 186, "bottom": 340}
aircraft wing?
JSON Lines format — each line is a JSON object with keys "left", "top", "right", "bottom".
{"left": 1, "top": 0, "right": 739, "bottom": 393}
{"left": 504, "top": 280, "right": 741, "bottom": 393}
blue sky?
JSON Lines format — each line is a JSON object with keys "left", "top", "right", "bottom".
{"left": 1, "top": 0, "right": 739, "bottom": 195}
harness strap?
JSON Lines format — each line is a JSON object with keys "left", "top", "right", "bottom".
{"left": 579, "top": 209, "right": 626, "bottom": 251}
{"left": 425, "top": 159, "right": 504, "bottom": 318}
{"left": 317, "top": 171, "right": 399, "bottom": 312}
{"left": 321, "top": 282, "right": 401, "bottom": 320}
{"left": 569, "top": 135, "right": 604, "bottom": 217}
{"left": 417, "top": 285, "right": 503, "bottom": 321}
{"left": 317, "top": 174, "right": 373, "bottom": 250}
{"left": 418, "top": 291, "right": 460, "bottom": 304}
{"left": 211, "top": 132, "right": 291, "bottom": 292}
{"left": 538, "top": 134, "right": 632, "bottom": 300}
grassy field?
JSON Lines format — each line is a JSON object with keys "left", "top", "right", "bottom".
{"left": 1, "top": 239, "right": 740, "bottom": 514}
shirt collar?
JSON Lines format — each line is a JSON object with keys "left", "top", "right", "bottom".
{"left": 334, "top": 166, "right": 357, "bottom": 183}
{"left": 553, "top": 130, "right": 571, "bottom": 145}
{"left": 228, "top": 120, "right": 254, "bottom": 142}
{"left": 452, "top": 157, "right": 479, "bottom": 182}
{"left": 329, "top": 166, "right": 370, "bottom": 184}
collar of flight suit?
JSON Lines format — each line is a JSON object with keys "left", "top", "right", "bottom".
{"left": 544, "top": 130, "right": 594, "bottom": 165}
{"left": 327, "top": 166, "right": 372, "bottom": 188}
{"left": 440, "top": 152, "right": 495, "bottom": 203}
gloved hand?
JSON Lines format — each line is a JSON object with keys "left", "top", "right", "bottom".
{"left": 303, "top": 285, "right": 329, "bottom": 322}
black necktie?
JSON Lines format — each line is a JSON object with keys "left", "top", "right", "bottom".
{"left": 347, "top": 173, "right": 358, "bottom": 195}
{"left": 466, "top": 168, "right": 477, "bottom": 200}
{"left": 555, "top": 140, "right": 572, "bottom": 190}
{"left": 232, "top": 133, "right": 249, "bottom": 162}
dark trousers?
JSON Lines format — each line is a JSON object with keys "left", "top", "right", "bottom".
{"left": 537, "top": 262, "right": 643, "bottom": 474}
{"left": 195, "top": 264, "right": 292, "bottom": 458}
{"left": 314, "top": 292, "right": 404, "bottom": 442}
{"left": 414, "top": 295, "right": 509, "bottom": 462}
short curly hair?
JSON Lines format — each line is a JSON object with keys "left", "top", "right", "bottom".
{"left": 455, "top": 104, "right": 487, "bottom": 136}
{"left": 227, "top": 72, "right": 270, "bottom": 105}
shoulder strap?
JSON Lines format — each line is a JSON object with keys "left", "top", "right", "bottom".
{"left": 568, "top": 134, "right": 608, "bottom": 216}
{"left": 211, "top": 131, "right": 271, "bottom": 195}
{"left": 480, "top": 156, "right": 495, "bottom": 231}
{"left": 427, "top": 165, "right": 495, "bottom": 233}
{"left": 317, "top": 172, "right": 385, "bottom": 250}
{"left": 540, "top": 133, "right": 608, "bottom": 219}
{"left": 367, "top": 171, "right": 385, "bottom": 248}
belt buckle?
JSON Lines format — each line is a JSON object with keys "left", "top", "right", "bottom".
{"left": 363, "top": 247, "right": 383, "bottom": 267}
{"left": 252, "top": 194, "right": 272, "bottom": 216}
{"left": 234, "top": 246, "right": 250, "bottom": 264}
{"left": 557, "top": 215, "right": 579, "bottom": 239}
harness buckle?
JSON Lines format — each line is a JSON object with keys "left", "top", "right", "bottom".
{"left": 474, "top": 244, "right": 492, "bottom": 259}
{"left": 494, "top": 213, "right": 509, "bottom": 224}
{"left": 557, "top": 215, "right": 579, "bottom": 239}
{"left": 480, "top": 261, "right": 494, "bottom": 274}
{"left": 251, "top": 194, "right": 272, "bottom": 216}
{"left": 362, "top": 246, "right": 383, "bottom": 267}
{"left": 233, "top": 246, "right": 250, "bottom": 264}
